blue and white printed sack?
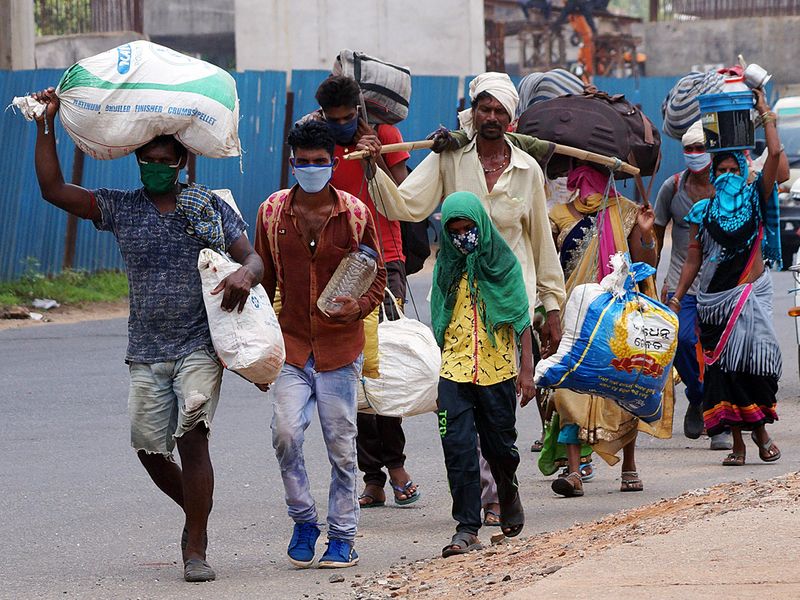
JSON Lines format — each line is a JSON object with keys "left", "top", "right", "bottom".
{"left": 54, "top": 41, "right": 240, "bottom": 160}
{"left": 535, "top": 254, "right": 678, "bottom": 423}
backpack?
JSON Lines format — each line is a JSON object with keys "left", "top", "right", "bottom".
{"left": 333, "top": 50, "right": 412, "bottom": 125}
{"left": 516, "top": 92, "right": 661, "bottom": 181}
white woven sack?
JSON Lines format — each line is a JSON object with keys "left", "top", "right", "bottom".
{"left": 198, "top": 249, "right": 285, "bottom": 384}
{"left": 361, "top": 290, "right": 440, "bottom": 418}
{"left": 55, "top": 41, "right": 240, "bottom": 159}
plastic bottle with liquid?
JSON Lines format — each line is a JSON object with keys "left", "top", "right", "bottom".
{"left": 317, "top": 244, "right": 379, "bottom": 316}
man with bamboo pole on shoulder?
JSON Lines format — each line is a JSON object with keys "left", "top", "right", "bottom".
{"left": 358, "top": 71, "right": 566, "bottom": 533}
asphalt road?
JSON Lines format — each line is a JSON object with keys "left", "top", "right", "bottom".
{"left": 2, "top": 268, "right": 799, "bottom": 600}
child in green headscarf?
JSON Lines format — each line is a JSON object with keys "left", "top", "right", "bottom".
{"left": 432, "top": 191, "right": 535, "bottom": 558}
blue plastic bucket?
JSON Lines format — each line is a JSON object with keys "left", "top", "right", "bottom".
{"left": 698, "top": 92, "right": 755, "bottom": 152}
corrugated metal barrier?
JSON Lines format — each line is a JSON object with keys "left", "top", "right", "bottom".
{"left": 0, "top": 68, "right": 773, "bottom": 280}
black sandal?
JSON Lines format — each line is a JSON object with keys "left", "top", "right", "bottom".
{"left": 499, "top": 492, "right": 524, "bottom": 538}
{"left": 183, "top": 558, "right": 216, "bottom": 582}
{"left": 442, "top": 532, "right": 483, "bottom": 558}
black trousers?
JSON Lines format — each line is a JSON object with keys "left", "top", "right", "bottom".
{"left": 356, "top": 260, "right": 408, "bottom": 486}
{"left": 437, "top": 378, "right": 520, "bottom": 535}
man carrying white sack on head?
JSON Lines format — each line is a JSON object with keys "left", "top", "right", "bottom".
{"left": 29, "top": 87, "right": 263, "bottom": 584}
{"left": 357, "top": 72, "right": 566, "bottom": 528}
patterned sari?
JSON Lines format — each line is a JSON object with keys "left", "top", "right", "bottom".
{"left": 544, "top": 193, "right": 674, "bottom": 467}
{"left": 685, "top": 152, "right": 781, "bottom": 435}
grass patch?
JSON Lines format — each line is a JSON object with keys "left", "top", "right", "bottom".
{"left": 0, "top": 265, "right": 128, "bottom": 308}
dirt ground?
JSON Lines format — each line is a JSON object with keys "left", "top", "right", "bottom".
{"left": 350, "top": 473, "right": 800, "bottom": 600}
{"left": 0, "top": 300, "right": 129, "bottom": 330}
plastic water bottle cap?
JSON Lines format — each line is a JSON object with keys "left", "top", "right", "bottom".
{"left": 358, "top": 244, "right": 379, "bottom": 259}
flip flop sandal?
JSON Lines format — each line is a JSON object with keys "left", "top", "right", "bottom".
{"left": 358, "top": 493, "right": 385, "bottom": 508}
{"left": 750, "top": 432, "right": 782, "bottom": 462}
{"left": 442, "top": 532, "right": 483, "bottom": 558}
{"left": 483, "top": 509, "right": 501, "bottom": 527}
{"left": 530, "top": 439, "right": 544, "bottom": 452}
{"left": 183, "top": 558, "right": 216, "bottom": 582}
{"left": 722, "top": 452, "right": 746, "bottom": 466}
{"left": 500, "top": 493, "right": 525, "bottom": 538}
{"left": 391, "top": 480, "right": 420, "bottom": 506}
{"left": 620, "top": 471, "right": 644, "bottom": 492}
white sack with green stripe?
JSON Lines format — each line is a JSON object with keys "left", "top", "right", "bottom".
{"left": 534, "top": 254, "right": 678, "bottom": 423}
{"left": 56, "top": 41, "right": 240, "bottom": 160}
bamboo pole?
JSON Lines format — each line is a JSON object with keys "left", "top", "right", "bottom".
{"left": 343, "top": 139, "right": 640, "bottom": 176}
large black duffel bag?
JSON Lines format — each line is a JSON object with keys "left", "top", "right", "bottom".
{"left": 517, "top": 91, "right": 661, "bottom": 180}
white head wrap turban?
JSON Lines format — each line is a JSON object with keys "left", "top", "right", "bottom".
{"left": 681, "top": 120, "right": 705, "bottom": 147}
{"left": 458, "top": 72, "right": 519, "bottom": 138}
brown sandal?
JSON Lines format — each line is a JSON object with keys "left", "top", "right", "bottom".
{"left": 552, "top": 472, "right": 584, "bottom": 497}
{"left": 722, "top": 452, "right": 746, "bottom": 466}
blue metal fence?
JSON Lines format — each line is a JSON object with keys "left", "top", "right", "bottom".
{"left": 0, "top": 68, "right": 776, "bottom": 280}
{"left": 194, "top": 70, "right": 287, "bottom": 235}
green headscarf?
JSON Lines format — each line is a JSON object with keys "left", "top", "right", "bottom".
{"left": 431, "top": 191, "right": 531, "bottom": 348}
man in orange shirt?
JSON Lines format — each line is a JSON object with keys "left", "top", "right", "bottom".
{"left": 255, "top": 120, "right": 387, "bottom": 567}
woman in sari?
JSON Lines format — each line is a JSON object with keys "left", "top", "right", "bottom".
{"left": 671, "top": 89, "right": 782, "bottom": 467}
{"left": 543, "top": 163, "right": 673, "bottom": 497}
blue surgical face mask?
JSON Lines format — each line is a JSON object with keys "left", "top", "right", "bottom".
{"left": 449, "top": 225, "right": 480, "bottom": 255}
{"left": 327, "top": 116, "right": 358, "bottom": 145}
{"left": 293, "top": 162, "right": 333, "bottom": 194}
{"left": 683, "top": 151, "right": 711, "bottom": 173}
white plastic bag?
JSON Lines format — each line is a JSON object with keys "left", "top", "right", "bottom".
{"left": 55, "top": 41, "right": 240, "bottom": 159}
{"left": 535, "top": 254, "right": 678, "bottom": 423}
{"left": 360, "top": 290, "right": 441, "bottom": 417}
{"left": 198, "top": 249, "right": 285, "bottom": 384}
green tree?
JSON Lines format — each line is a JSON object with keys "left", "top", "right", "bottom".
{"left": 35, "top": 0, "right": 92, "bottom": 36}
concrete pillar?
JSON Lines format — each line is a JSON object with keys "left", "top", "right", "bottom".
{"left": 0, "top": 0, "right": 35, "bottom": 70}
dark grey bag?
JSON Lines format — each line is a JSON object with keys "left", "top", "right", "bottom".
{"left": 333, "top": 49, "right": 411, "bottom": 125}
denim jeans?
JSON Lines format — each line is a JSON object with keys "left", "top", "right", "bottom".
{"left": 270, "top": 354, "right": 362, "bottom": 542}
{"left": 128, "top": 347, "right": 223, "bottom": 455}
{"left": 667, "top": 293, "right": 704, "bottom": 407}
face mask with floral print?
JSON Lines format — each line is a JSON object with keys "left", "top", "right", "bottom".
{"left": 449, "top": 225, "right": 480, "bottom": 255}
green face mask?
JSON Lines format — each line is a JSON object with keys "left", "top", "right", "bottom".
{"left": 139, "top": 161, "right": 180, "bottom": 195}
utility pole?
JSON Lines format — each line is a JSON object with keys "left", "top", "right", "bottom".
{"left": 0, "top": 0, "right": 35, "bottom": 70}
{"left": 649, "top": 0, "right": 659, "bottom": 22}
{"left": 63, "top": 148, "right": 85, "bottom": 270}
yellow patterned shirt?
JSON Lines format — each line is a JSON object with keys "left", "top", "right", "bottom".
{"left": 440, "top": 274, "right": 518, "bottom": 385}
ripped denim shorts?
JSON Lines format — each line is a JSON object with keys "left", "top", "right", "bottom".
{"left": 128, "top": 347, "right": 223, "bottom": 456}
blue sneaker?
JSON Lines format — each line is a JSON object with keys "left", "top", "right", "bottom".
{"left": 287, "top": 522, "right": 320, "bottom": 568}
{"left": 318, "top": 538, "right": 359, "bottom": 568}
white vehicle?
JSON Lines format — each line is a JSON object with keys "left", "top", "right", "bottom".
{"left": 773, "top": 97, "right": 800, "bottom": 195}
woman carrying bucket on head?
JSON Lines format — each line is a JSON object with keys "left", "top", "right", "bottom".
{"left": 671, "top": 88, "right": 783, "bottom": 467}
